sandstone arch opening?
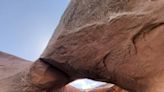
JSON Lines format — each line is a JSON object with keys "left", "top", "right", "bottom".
{"left": 69, "top": 78, "right": 110, "bottom": 89}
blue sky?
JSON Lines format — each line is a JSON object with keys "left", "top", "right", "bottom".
{"left": 0, "top": 0, "right": 106, "bottom": 89}
{"left": 0, "top": 0, "right": 69, "bottom": 60}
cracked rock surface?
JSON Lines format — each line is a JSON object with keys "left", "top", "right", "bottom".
{"left": 0, "top": 51, "right": 126, "bottom": 92}
{"left": 1, "top": 0, "right": 164, "bottom": 92}
{"left": 39, "top": 0, "right": 164, "bottom": 92}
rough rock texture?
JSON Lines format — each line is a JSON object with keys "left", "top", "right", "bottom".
{"left": 0, "top": 51, "right": 35, "bottom": 92}
{"left": 0, "top": 51, "right": 127, "bottom": 92}
{"left": 0, "top": 51, "right": 69, "bottom": 92}
{"left": 1, "top": 0, "right": 164, "bottom": 92}
{"left": 87, "top": 85, "right": 128, "bottom": 92}
{"left": 38, "top": 0, "right": 164, "bottom": 92}
{"left": 54, "top": 85, "right": 80, "bottom": 92}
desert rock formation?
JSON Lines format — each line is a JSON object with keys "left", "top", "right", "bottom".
{"left": 0, "top": 51, "right": 126, "bottom": 92}
{"left": 1, "top": 0, "right": 164, "bottom": 92}
{"left": 39, "top": 0, "right": 164, "bottom": 92}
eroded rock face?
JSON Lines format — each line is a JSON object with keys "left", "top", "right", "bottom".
{"left": 38, "top": 0, "right": 164, "bottom": 92}
{"left": 0, "top": 51, "right": 34, "bottom": 92}
{"left": 0, "top": 51, "right": 127, "bottom": 92}
{"left": 0, "top": 51, "right": 69, "bottom": 92}
{"left": 54, "top": 85, "right": 80, "bottom": 92}
{"left": 87, "top": 85, "right": 128, "bottom": 92}
{"left": 1, "top": 0, "right": 164, "bottom": 92}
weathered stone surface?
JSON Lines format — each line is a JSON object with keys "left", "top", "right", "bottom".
{"left": 0, "top": 51, "right": 125, "bottom": 92}
{"left": 0, "top": 51, "right": 69, "bottom": 92}
{"left": 38, "top": 0, "right": 164, "bottom": 92}
{"left": 1, "top": 0, "right": 164, "bottom": 92}
{"left": 87, "top": 85, "right": 128, "bottom": 92}
{"left": 0, "top": 51, "right": 31, "bottom": 80}
{"left": 0, "top": 51, "right": 34, "bottom": 92}
{"left": 54, "top": 85, "right": 80, "bottom": 92}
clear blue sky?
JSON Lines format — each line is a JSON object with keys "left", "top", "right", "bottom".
{"left": 0, "top": 0, "right": 106, "bottom": 89}
{"left": 0, "top": 0, "right": 69, "bottom": 60}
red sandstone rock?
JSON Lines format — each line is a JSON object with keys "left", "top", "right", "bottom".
{"left": 54, "top": 85, "right": 80, "bottom": 92}
{"left": 1, "top": 0, "right": 164, "bottom": 92}
{"left": 37, "top": 0, "right": 164, "bottom": 92}
{"left": 0, "top": 51, "right": 69, "bottom": 92}
{"left": 0, "top": 51, "right": 125, "bottom": 92}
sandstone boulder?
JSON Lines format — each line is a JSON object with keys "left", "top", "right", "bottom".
{"left": 37, "top": 0, "right": 164, "bottom": 92}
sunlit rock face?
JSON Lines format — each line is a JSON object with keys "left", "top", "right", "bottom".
{"left": 39, "top": 0, "right": 164, "bottom": 92}
{"left": 1, "top": 0, "right": 164, "bottom": 92}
